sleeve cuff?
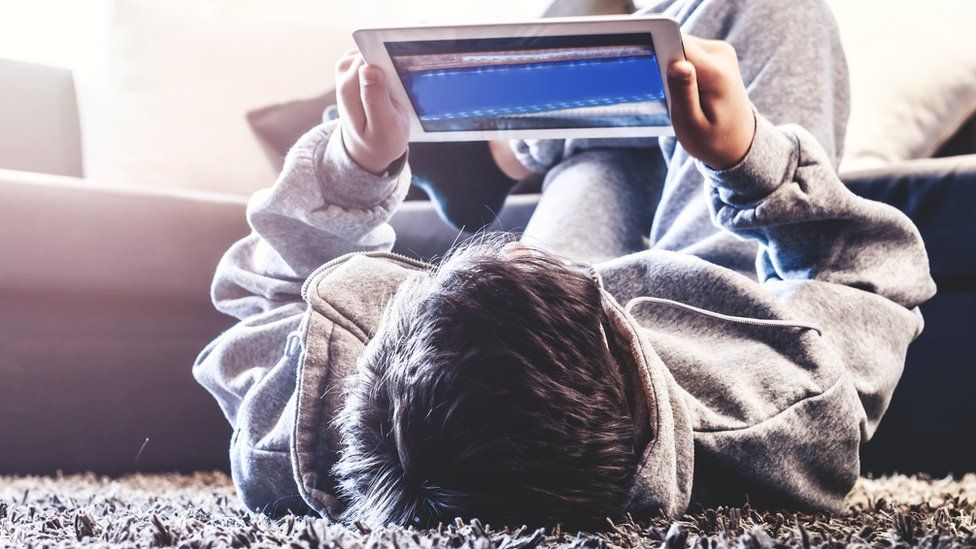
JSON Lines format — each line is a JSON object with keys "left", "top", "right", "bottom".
{"left": 697, "top": 112, "right": 799, "bottom": 203}
{"left": 314, "top": 123, "right": 407, "bottom": 209}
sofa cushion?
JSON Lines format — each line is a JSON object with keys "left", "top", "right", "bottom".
{"left": 828, "top": 0, "right": 976, "bottom": 171}
{"left": 1, "top": 155, "right": 972, "bottom": 477}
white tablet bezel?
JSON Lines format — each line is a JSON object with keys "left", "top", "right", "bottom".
{"left": 353, "top": 16, "right": 685, "bottom": 142}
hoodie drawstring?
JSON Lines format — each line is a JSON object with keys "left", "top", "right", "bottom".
{"left": 624, "top": 296, "right": 824, "bottom": 337}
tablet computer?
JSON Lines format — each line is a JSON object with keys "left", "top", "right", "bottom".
{"left": 353, "top": 16, "right": 685, "bottom": 141}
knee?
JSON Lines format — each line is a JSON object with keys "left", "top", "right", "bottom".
{"left": 681, "top": 0, "right": 840, "bottom": 49}
{"left": 735, "top": 0, "right": 834, "bottom": 25}
{"left": 681, "top": 0, "right": 845, "bottom": 87}
{"left": 543, "top": 148, "right": 661, "bottom": 192}
{"left": 732, "top": 0, "right": 840, "bottom": 46}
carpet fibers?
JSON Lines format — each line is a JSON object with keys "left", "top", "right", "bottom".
{"left": 1, "top": 472, "right": 974, "bottom": 548}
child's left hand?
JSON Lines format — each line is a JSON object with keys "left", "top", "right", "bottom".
{"left": 667, "top": 35, "right": 756, "bottom": 170}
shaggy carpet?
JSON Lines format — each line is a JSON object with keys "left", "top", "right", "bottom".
{"left": 1, "top": 472, "right": 974, "bottom": 548}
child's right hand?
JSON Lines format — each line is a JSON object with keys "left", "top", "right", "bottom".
{"left": 667, "top": 35, "right": 756, "bottom": 170}
{"left": 335, "top": 50, "right": 409, "bottom": 175}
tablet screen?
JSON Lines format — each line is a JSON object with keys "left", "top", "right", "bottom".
{"left": 385, "top": 33, "right": 669, "bottom": 132}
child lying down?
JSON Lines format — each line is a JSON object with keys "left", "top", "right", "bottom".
{"left": 194, "top": 1, "right": 935, "bottom": 529}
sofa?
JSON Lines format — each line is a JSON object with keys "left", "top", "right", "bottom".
{"left": 1, "top": 2, "right": 975, "bottom": 479}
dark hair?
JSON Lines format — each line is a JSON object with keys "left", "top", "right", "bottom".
{"left": 333, "top": 239, "right": 637, "bottom": 529}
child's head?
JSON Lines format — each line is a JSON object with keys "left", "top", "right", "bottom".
{"left": 334, "top": 238, "right": 639, "bottom": 528}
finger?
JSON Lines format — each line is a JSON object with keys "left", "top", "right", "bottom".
{"left": 390, "top": 95, "right": 407, "bottom": 116}
{"left": 678, "top": 35, "right": 728, "bottom": 112}
{"left": 359, "top": 64, "right": 400, "bottom": 132}
{"left": 336, "top": 50, "right": 358, "bottom": 73}
{"left": 681, "top": 36, "right": 721, "bottom": 75}
{"left": 667, "top": 60, "right": 709, "bottom": 130}
{"left": 680, "top": 34, "right": 704, "bottom": 51}
{"left": 337, "top": 55, "right": 367, "bottom": 132}
{"left": 390, "top": 95, "right": 411, "bottom": 124}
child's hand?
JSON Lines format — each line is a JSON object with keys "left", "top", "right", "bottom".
{"left": 335, "top": 50, "right": 409, "bottom": 175}
{"left": 667, "top": 36, "right": 756, "bottom": 170}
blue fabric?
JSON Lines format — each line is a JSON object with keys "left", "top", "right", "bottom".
{"left": 861, "top": 289, "right": 976, "bottom": 476}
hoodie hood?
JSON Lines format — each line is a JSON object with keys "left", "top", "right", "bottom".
{"left": 290, "top": 252, "right": 693, "bottom": 520}
{"left": 599, "top": 288, "right": 694, "bottom": 518}
{"left": 292, "top": 252, "right": 428, "bottom": 519}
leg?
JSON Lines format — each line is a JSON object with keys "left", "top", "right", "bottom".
{"left": 642, "top": 0, "right": 851, "bottom": 274}
{"left": 520, "top": 148, "right": 665, "bottom": 264}
{"left": 650, "top": 0, "right": 849, "bottom": 161}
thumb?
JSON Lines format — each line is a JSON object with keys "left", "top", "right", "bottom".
{"left": 359, "top": 64, "right": 398, "bottom": 132}
{"left": 667, "top": 60, "right": 708, "bottom": 133}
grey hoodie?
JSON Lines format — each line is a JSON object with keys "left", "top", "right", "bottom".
{"left": 194, "top": 111, "right": 935, "bottom": 520}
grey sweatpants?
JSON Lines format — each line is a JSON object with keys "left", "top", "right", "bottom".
{"left": 518, "top": 0, "right": 850, "bottom": 272}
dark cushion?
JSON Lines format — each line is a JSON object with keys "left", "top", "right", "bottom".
{"left": 859, "top": 289, "right": 976, "bottom": 476}
{"left": 246, "top": 91, "right": 434, "bottom": 201}
{"left": 935, "top": 112, "right": 976, "bottom": 158}
{"left": 246, "top": 91, "right": 335, "bottom": 172}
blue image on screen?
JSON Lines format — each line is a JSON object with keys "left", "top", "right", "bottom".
{"left": 386, "top": 33, "right": 668, "bottom": 132}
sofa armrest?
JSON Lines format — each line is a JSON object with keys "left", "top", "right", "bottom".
{"left": 0, "top": 169, "right": 249, "bottom": 302}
